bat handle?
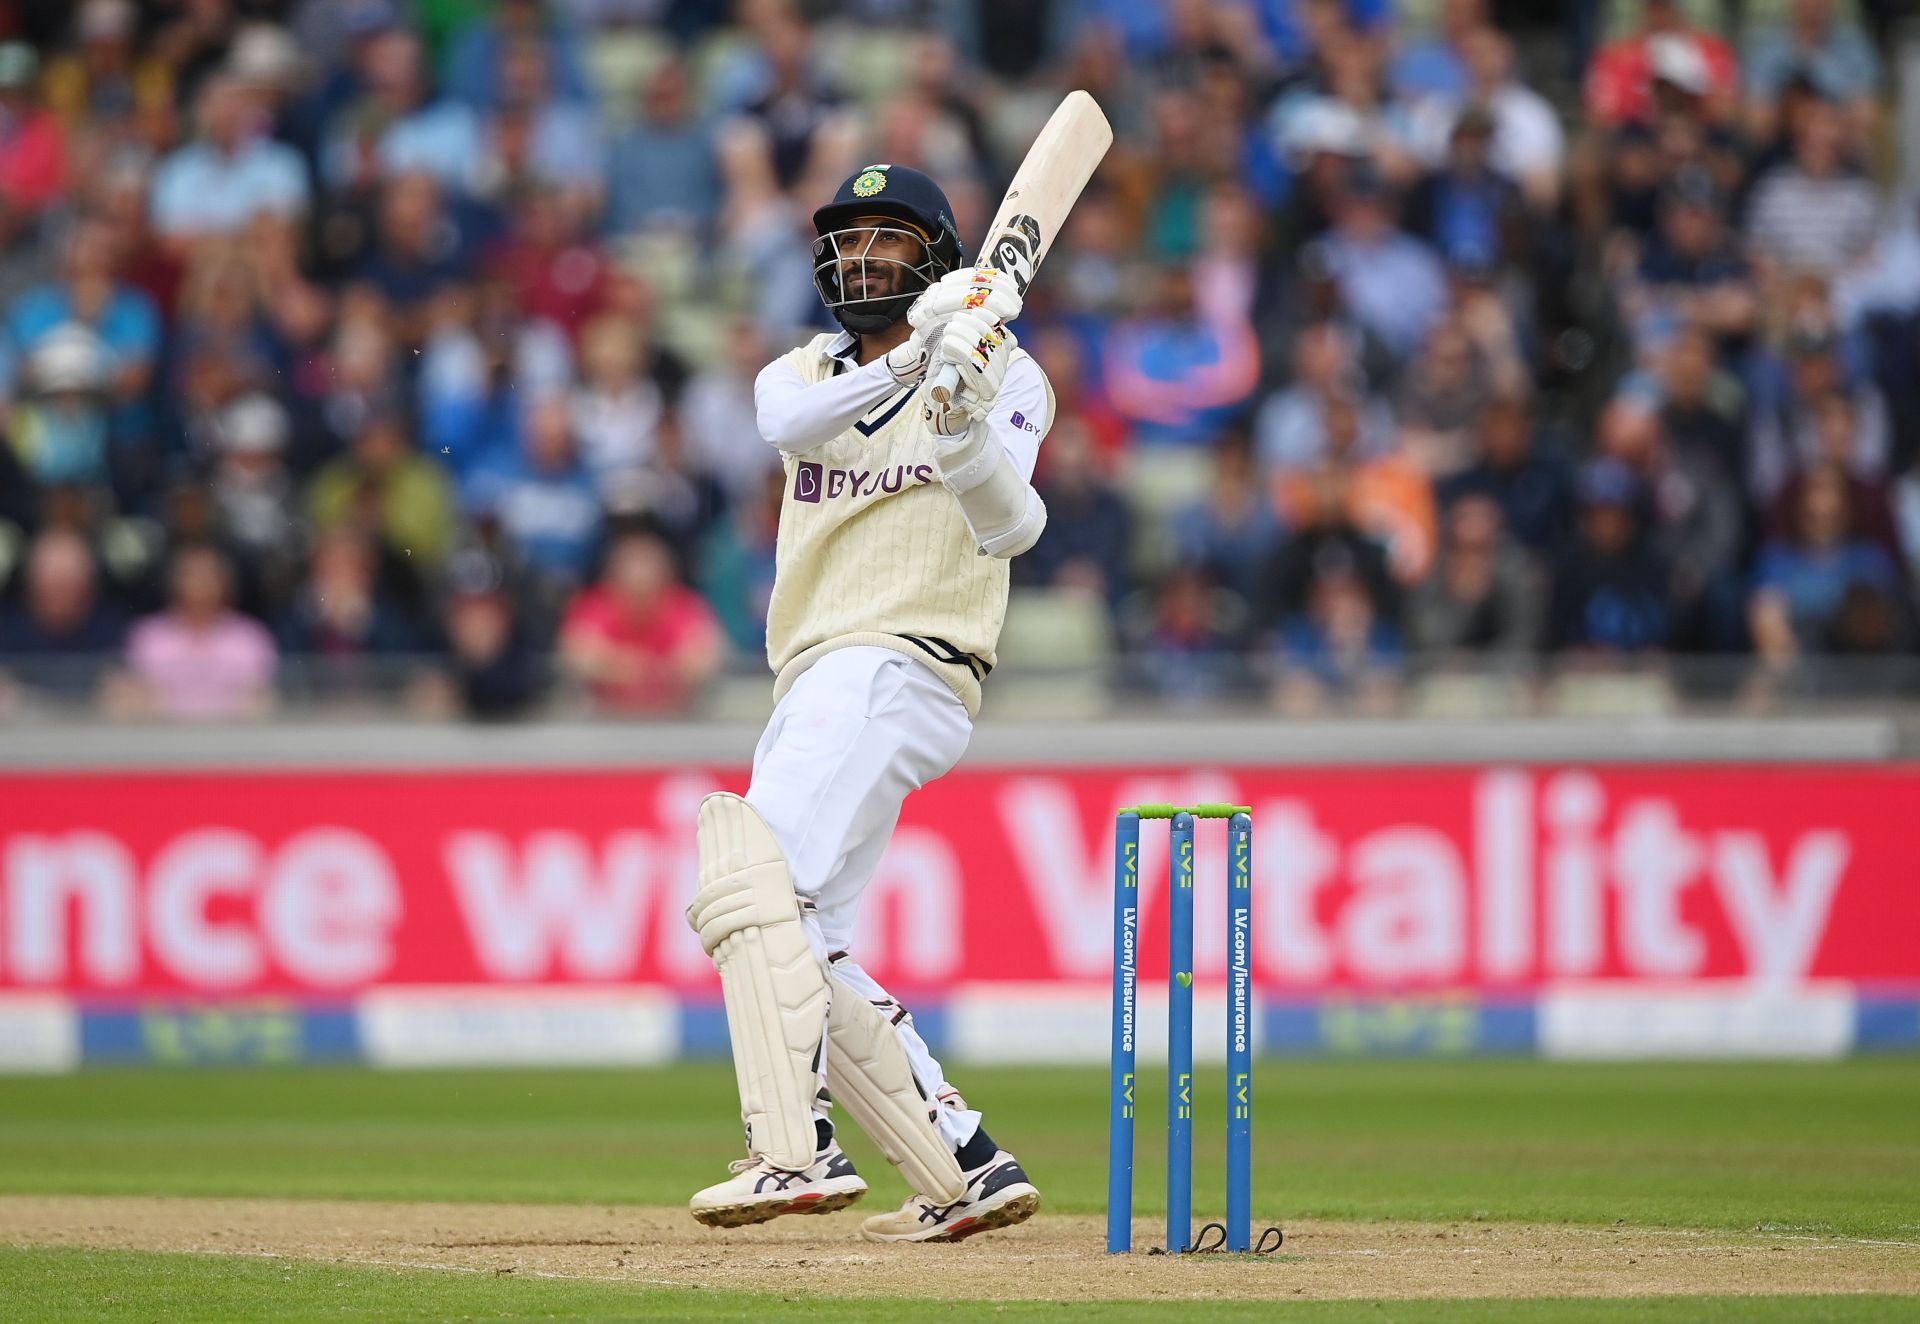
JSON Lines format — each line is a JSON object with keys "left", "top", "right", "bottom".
{"left": 927, "top": 362, "right": 961, "bottom": 407}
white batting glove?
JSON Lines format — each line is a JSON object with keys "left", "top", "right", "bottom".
{"left": 934, "top": 308, "right": 1017, "bottom": 414}
{"left": 884, "top": 327, "right": 933, "bottom": 387}
{"left": 906, "top": 266, "right": 1024, "bottom": 357}
{"left": 940, "top": 265, "right": 1026, "bottom": 324}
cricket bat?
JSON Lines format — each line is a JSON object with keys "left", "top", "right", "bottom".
{"left": 926, "top": 89, "right": 1113, "bottom": 406}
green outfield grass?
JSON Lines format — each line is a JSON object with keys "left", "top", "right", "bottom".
{"left": 2, "top": 1060, "right": 1917, "bottom": 1236}
{"left": 1, "top": 1059, "right": 1916, "bottom": 1320}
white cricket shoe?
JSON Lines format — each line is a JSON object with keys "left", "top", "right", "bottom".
{"left": 858, "top": 1149, "right": 1040, "bottom": 1243}
{"left": 688, "top": 1143, "right": 868, "bottom": 1228}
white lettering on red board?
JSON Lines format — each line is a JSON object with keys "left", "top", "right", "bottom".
{"left": 1004, "top": 770, "right": 1850, "bottom": 986}
{"left": 3, "top": 827, "right": 398, "bottom": 987}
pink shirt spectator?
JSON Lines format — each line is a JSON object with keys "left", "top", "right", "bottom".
{"left": 126, "top": 611, "right": 277, "bottom": 718}
{"left": 561, "top": 582, "right": 719, "bottom": 715}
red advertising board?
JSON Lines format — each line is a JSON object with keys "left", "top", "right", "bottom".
{"left": 2, "top": 766, "right": 1915, "bottom": 997}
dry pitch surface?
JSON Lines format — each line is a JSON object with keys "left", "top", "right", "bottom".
{"left": 3, "top": 1196, "right": 1916, "bottom": 1304}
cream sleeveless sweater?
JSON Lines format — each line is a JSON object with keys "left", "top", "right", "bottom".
{"left": 763, "top": 333, "right": 1053, "bottom": 717}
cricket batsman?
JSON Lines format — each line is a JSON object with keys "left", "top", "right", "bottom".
{"left": 685, "top": 163, "right": 1049, "bottom": 1242}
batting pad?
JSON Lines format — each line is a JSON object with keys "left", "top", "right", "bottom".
{"left": 827, "top": 985, "right": 967, "bottom": 1204}
{"left": 687, "top": 793, "right": 828, "bottom": 1172}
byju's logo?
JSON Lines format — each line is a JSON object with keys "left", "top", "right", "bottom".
{"left": 791, "top": 462, "right": 934, "bottom": 504}
{"left": 794, "top": 461, "right": 824, "bottom": 503}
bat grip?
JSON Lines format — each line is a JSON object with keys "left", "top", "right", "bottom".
{"left": 927, "top": 362, "right": 961, "bottom": 407}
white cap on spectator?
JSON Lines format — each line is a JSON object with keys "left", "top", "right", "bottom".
{"left": 217, "top": 393, "right": 291, "bottom": 455}
{"left": 1648, "top": 34, "right": 1710, "bottom": 96}
{"left": 1286, "top": 101, "right": 1370, "bottom": 164}
{"left": 79, "top": 0, "right": 136, "bottom": 42}
{"left": 28, "top": 324, "right": 110, "bottom": 394}
{"left": 227, "top": 24, "right": 302, "bottom": 88}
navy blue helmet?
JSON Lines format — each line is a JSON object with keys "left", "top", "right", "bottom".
{"left": 812, "top": 164, "right": 964, "bottom": 334}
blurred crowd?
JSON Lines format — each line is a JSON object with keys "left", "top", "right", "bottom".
{"left": 0, "top": 0, "right": 1915, "bottom": 720}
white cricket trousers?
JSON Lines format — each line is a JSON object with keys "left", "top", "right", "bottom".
{"left": 743, "top": 645, "right": 981, "bottom": 1151}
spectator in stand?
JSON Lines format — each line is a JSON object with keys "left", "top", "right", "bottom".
{"left": 1394, "top": 317, "right": 1503, "bottom": 480}
{"left": 1404, "top": 106, "right": 1529, "bottom": 280}
{"left": 418, "top": 275, "right": 572, "bottom": 483}
{"left": 325, "top": 26, "right": 475, "bottom": 195}
{"left": 1750, "top": 464, "right": 1904, "bottom": 664}
{"left": 7, "top": 324, "right": 114, "bottom": 491}
{"left": 147, "top": 0, "right": 241, "bottom": 106}
{"left": 597, "top": 408, "right": 726, "bottom": 563}
{"left": 679, "top": 318, "right": 782, "bottom": 505}
{"left": 605, "top": 57, "right": 719, "bottom": 238}
{"left": 487, "top": 188, "right": 611, "bottom": 342}
{"left": 1767, "top": 389, "right": 1902, "bottom": 562}
{"left": 1276, "top": 394, "right": 1438, "bottom": 588}
{"left": 1548, "top": 459, "right": 1670, "bottom": 654}
{"left": 353, "top": 172, "right": 469, "bottom": 344}
{"left": 486, "top": 36, "right": 605, "bottom": 208}
{"left": 1137, "top": 564, "right": 1246, "bottom": 708}
{"left": 277, "top": 527, "right": 427, "bottom": 679}
{"left": 1585, "top": 1, "right": 1738, "bottom": 130}
{"left": 1742, "top": 0, "right": 1880, "bottom": 143}
{"left": 1597, "top": 395, "right": 1746, "bottom": 650}
{"left": 1423, "top": 29, "right": 1565, "bottom": 211}
{"left": 1170, "top": 424, "right": 1284, "bottom": 609}
{"left": 560, "top": 518, "right": 722, "bottom": 715}
{"left": 6, "top": 214, "right": 160, "bottom": 417}
{"left": 1260, "top": 462, "right": 1400, "bottom": 635}
{"left": 114, "top": 542, "right": 276, "bottom": 719}
{"left": 208, "top": 392, "right": 302, "bottom": 612}
{"left": 307, "top": 411, "right": 456, "bottom": 575}
{"left": 1657, "top": 324, "right": 1746, "bottom": 477}
{"left": 163, "top": 248, "right": 285, "bottom": 466}
{"left": 1254, "top": 319, "right": 1393, "bottom": 471}
{"left": 1103, "top": 263, "right": 1260, "bottom": 449}
{"left": 1745, "top": 98, "right": 1879, "bottom": 285}
{"left": 698, "top": 466, "right": 784, "bottom": 656}
{"left": 151, "top": 74, "right": 309, "bottom": 250}
{"left": 442, "top": 0, "right": 592, "bottom": 112}
{"left": 570, "top": 312, "right": 667, "bottom": 485}
{"left": 711, "top": 14, "right": 859, "bottom": 335}
{"left": 1441, "top": 392, "right": 1577, "bottom": 556}
{"left": 1018, "top": 419, "right": 1133, "bottom": 608}
{"left": 1748, "top": 319, "right": 1890, "bottom": 502}
{"left": 1030, "top": 325, "right": 1128, "bottom": 466}
{"left": 0, "top": 525, "right": 126, "bottom": 706}
{"left": 473, "top": 396, "right": 604, "bottom": 596}
{"left": 729, "top": 12, "right": 857, "bottom": 197}
{"left": 1273, "top": 540, "right": 1404, "bottom": 717}
{"left": 1311, "top": 164, "right": 1449, "bottom": 362}
{"left": 1407, "top": 492, "right": 1543, "bottom": 657}
{"left": 39, "top": 0, "right": 153, "bottom": 134}
{"left": 0, "top": 43, "right": 68, "bottom": 253}
{"left": 1391, "top": 0, "right": 1485, "bottom": 102}
{"left": 440, "top": 557, "right": 545, "bottom": 720}
{"left": 1623, "top": 167, "right": 1757, "bottom": 355}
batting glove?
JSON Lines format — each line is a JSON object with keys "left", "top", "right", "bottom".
{"left": 934, "top": 308, "right": 1017, "bottom": 414}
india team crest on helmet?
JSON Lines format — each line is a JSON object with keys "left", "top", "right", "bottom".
{"left": 852, "top": 166, "right": 890, "bottom": 198}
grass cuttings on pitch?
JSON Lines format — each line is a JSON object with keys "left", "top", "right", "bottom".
{"left": 1, "top": 1060, "right": 1916, "bottom": 1241}
{"left": 1, "top": 1247, "right": 1914, "bottom": 1324}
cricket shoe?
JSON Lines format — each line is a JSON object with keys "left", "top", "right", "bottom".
{"left": 689, "top": 1143, "right": 867, "bottom": 1228}
{"left": 858, "top": 1149, "right": 1040, "bottom": 1243}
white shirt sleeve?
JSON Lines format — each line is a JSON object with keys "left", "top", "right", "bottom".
{"left": 980, "top": 356, "right": 1051, "bottom": 483}
{"left": 754, "top": 353, "right": 903, "bottom": 454}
